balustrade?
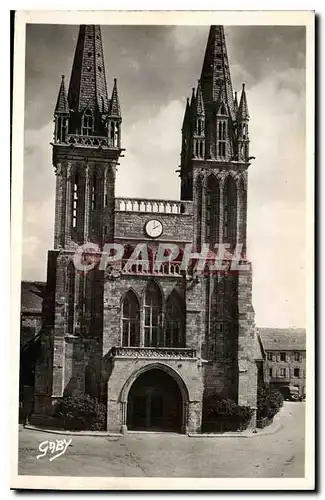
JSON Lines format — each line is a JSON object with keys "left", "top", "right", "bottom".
{"left": 54, "top": 134, "right": 114, "bottom": 148}
{"left": 110, "top": 346, "right": 197, "bottom": 359}
{"left": 120, "top": 260, "right": 181, "bottom": 276}
{"left": 115, "top": 197, "right": 192, "bottom": 215}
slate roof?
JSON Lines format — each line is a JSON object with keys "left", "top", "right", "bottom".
{"left": 109, "top": 78, "right": 121, "bottom": 117}
{"left": 54, "top": 75, "right": 69, "bottom": 114}
{"left": 21, "top": 281, "right": 46, "bottom": 314}
{"left": 200, "top": 26, "right": 236, "bottom": 121}
{"left": 259, "top": 328, "right": 306, "bottom": 351}
{"left": 237, "top": 83, "right": 249, "bottom": 120}
{"left": 67, "top": 25, "right": 109, "bottom": 114}
{"left": 195, "top": 80, "right": 205, "bottom": 116}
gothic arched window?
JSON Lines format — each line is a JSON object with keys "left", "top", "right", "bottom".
{"left": 144, "top": 281, "right": 162, "bottom": 347}
{"left": 122, "top": 291, "right": 140, "bottom": 347}
{"left": 197, "top": 119, "right": 202, "bottom": 136}
{"left": 72, "top": 173, "right": 79, "bottom": 229}
{"left": 223, "top": 175, "right": 237, "bottom": 249}
{"left": 91, "top": 175, "right": 97, "bottom": 211}
{"left": 196, "top": 176, "right": 203, "bottom": 251}
{"left": 82, "top": 109, "right": 93, "bottom": 136}
{"left": 57, "top": 117, "right": 67, "bottom": 143}
{"left": 206, "top": 175, "right": 220, "bottom": 245}
{"left": 217, "top": 120, "right": 227, "bottom": 158}
{"left": 165, "top": 292, "right": 184, "bottom": 348}
{"left": 67, "top": 261, "right": 75, "bottom": 334}
{"left": 199, "top": 141, "right": 204, "bottom": 158}
{"left": 110, "top": 121, "right": 119, "bottom": 147}
{"left": 238, "top": 177, "right": 247, "bottom": 253}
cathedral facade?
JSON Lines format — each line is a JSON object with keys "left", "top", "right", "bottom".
{"left": 34, "top": 24, "right": 261, "bottom": 433}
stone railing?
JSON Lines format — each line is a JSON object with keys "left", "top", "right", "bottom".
{"left": 64, "top": 134, "right": 111, "bottom": 148}
{"left": 110, "top": 346, "right": 197, "bottom": 359}
{"left": 115, "top": 197, "right": 192, "bottom": 215}
{"left": 121, "top": 260, "right": 182, "bottom": 276}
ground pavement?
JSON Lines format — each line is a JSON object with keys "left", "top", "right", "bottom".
{"left": 17, "top": 401, "right": 305, "bottom": 478}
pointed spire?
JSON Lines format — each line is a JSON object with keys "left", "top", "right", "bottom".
{"left": 233, "top": 91, "right": 238, "bottom": 114}
{"left": 182, "top": 97, "right": 190, "bottom": 130}
{"left": 190, "top": 87, "right": 196, "bottom": 108}
{"left": 109, "top": 78, "right": 121, "bottom": 117}
{"left": 200, "top": 25, "right": 235, "bottom": 120}
{"left": 67, "top": 25, "right": 109, "bottom": 114}
{"left": 238, "top": 83, "right": 249, "bottom": 120}
{"left": 55, "top": 75, "right": 69, "bottom": 115}
{"left": 195, "top": 80, "right": 205, "bottom": 116}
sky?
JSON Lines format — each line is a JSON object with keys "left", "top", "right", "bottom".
{"left": 23, "top": 24, "right": 306, "bottom": 328}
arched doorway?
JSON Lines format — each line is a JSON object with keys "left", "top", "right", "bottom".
{"left": 127, "top": 369, "right": 183, "bottom": 432}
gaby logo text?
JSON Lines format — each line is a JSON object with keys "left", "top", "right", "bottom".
{"left": 37, "top": 439, "right": 72, "bottom": 461}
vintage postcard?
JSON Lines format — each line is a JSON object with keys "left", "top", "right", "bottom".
{"left": 10, "top": 10, "right": 314, "bottom": 490}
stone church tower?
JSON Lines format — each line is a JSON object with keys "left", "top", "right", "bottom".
{"left": 34, "top": 25, "right": 261, "bottom": 433}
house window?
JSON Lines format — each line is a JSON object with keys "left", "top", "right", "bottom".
{"left": 280, "top": 352, "right": 286, "bottom": 362}
{"left": 82, "top": 109, "right": 93, "bottom": 136}
{"left": 144, "top": 281, "right": 162, "bottom": 347}
{"left": 121, "top": 291, "right": 140, "bottom": 347}
{"left": 294, "top": 352, "right": 300, "bottom": 361}
{"left": 267, "top": 352, "right": 273, "bottom": 361}
{"left": 294, "top": 368, "right": 300, "bottom": 378}
{"left": 280, "top": 368, "right": 286, "bottom": 377}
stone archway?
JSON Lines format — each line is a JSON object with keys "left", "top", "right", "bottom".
{"left": 120, "top": 364, "right": 190, "bottom": 433}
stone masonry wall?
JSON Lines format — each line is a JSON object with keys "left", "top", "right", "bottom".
{"left": 114, "top": 211, "right": 193, "bottom": 242}
{"left": 237, "top": 262, "right": 258, "bottom": 424}
{"left": 107, "top": 358, "right": 204, "bottom": 433}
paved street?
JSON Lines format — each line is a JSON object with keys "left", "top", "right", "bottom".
{"left": 17, "top": 402, "right": 305, "bottom": 478}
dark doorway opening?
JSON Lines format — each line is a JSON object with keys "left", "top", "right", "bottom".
{"left": 127, "top": 369, "right": 183, "bottom": 432}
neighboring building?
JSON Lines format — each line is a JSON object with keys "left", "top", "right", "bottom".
{"left": 20, "top": 281, "right": 45, "bottom": 417}
{"left": 259, "top": 328, "right": 306, "bottom": 397}
{"left": 20, "top": 281, "right": 45, "bottom": 347}
{"left": 33, "top": 24, "right": 262, "bottom": 433}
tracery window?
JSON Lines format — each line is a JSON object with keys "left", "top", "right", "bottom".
{"left": 217, "top": 120, "right": 227, "bottom": 158}
{"left": 67, "top": 261, "right": 75, "bottom": 333}
{"left": 72, "top": 174, "right": 79, "bottom": 229}
{"left": 144, "top": 282, "right": 162, "bottom": 347}
{"left": 165, "top": 293, "right": 184, "bottom": 347}
{"left": 82, "top": 109, "right": 93, "bottom": 136}
{"left": 122, "top": 291, "right": 140, "bottom": 347}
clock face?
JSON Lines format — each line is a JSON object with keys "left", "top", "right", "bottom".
{"left": 145, "top": 219, "right": 163, "bottom": 238}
